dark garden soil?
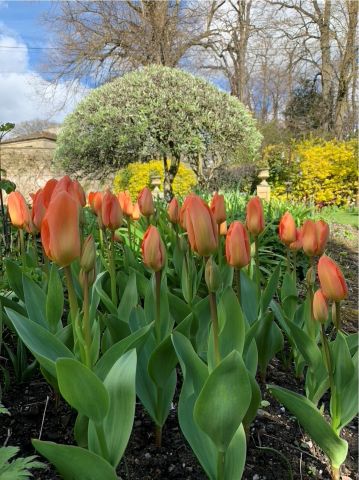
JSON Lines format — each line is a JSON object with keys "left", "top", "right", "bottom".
{"left": 0, "top": 223, "right": 357, "bottom": 480}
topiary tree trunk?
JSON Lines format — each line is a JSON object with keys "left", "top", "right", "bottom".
{"left": 163, "top": 154, "right": 180, "bottom": 202}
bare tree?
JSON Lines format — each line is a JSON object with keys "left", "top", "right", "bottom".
{"left": 43, "top": 0, "right": 224, "bottom": 86}
{"left": 10, "top": 119, "right": 61, "bottom": 138}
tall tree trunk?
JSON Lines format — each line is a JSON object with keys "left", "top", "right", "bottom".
{"left": 319, "top": 0, "right": 334, "bottom": 132}
{"left": 334, "top": 0, "right": 358, "bottom": 139}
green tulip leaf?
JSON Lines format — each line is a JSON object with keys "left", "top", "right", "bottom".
{"left": 261, "top": 263, "right": 281, "bottom": 314}
{"left": 194, "top": 351, "right": 251, "bottom": 452}
{"left": 56, "top": 358, "right": 109, "bottom": 423}
{"left": 32, "top": 440, "right": 118, "bottom": 480}
{"left": 269, "top": 385, "right": 348, "bottom": 468}
{"left": 46, "top": 264, "right": 64, "bottom": 333}
{"left": 117, "top": 271, "right": 138, "bottom": 322}
{"left": 23, "top": 275, "right": 47, "bottom": 328}
{"left": 5, "top": 308, "right": 73, "bottom": 377}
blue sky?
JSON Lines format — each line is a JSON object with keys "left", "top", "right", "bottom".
{"left": 0, "top": 1, "right": 86, "bottom": 124}
{"left": 0, "top": 1, "right": 228, "bottom": 124}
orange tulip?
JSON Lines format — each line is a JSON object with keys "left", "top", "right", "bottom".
{"left": 51, "top": 175, "right": 85, "bottom": 206}
{"left": 315, "top": 220, "right": 329, "bottom": 255}
{"left": 219, "top": 221, "right": 227, "bottom": 236}
{"left": 141, "top": 225, "right": 166, "bottom": 272}
{"left": 93, "top": 192, "right": 103, "bottom": 215}
{"left": 179, "top": 194, "right": 196, "bottom": 230}
{"left": 318, "top": 255, "right": 348, "bottom": 301}
{"left": 246, "top": 196, "right": 264, "bottom": 236}
{"left": 302, "top": 220, "right": 317, "bottom": 256}
{"left": 42, "top": 178, "right": 58, "bottom": 208}
{"left": 41, "top": 191, "right": 81, "bottom": 267}
{"left": 184, "top": 195, "right": 218, "bottom": 256}
{"left": 210, "top": 192, "right": 226, "bottom": 225}
{"left": 118, "top": 191, "right": 133, "bottom": 217}
{"left": 138, "top": 187, "right": 154, "bottom": 217}
{"left": 131, "top": 202, "right": 141, "bottom": 221}
{"left": 313, "top": 289, "right": 328, "bottom": 323}
{"left": 7, "top": 191, "right": 32, "bottom": 232}
{"left": 279, "top": 212, "right": 297, "bottom": 246}
{"left": 31, "top": 189, "right": 46, "bottom": 231}
{"left": 302, "top": 219, "right": 330, "bottom": 256}
{"left": 101, "top": 191, "right": 123, "bottom": 230}
{"left": 168, "top": 197, "right": 180, "bottom": 224}
{"left": 88, "top": 192, "right": 96, "bottom": 210}
{"left": 225, "top": 221, "right": 250, "bottom": 269}
{"left": 289, "top": 228, "right": 303, "bottom": 251}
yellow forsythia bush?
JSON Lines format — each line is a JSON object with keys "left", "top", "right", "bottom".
{"left": 113, "top": 160, "right": 197, "bottom": 200}
{"left": 271, "top": 139, "right": 358, "bottom": 206}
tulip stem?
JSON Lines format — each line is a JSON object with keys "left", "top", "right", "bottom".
{"left": 293, "top": 251, "right": 297, "bottom": 285}
{"left": 331, "top": 465, "right": 340, "bottom": 480}
{"left": 209, "top": 291, "right": 221, "bottom": 367}
{"left": 217, "top": 451, "right": 225, "bottom": 480}
{"left": 82, "top": 272, "right": 92, "bottom": 369}
{"left": 217, "top": 225, "right": 222, "bottom": 268}
{"left": 334, "top": 301, "right": 341, "bottom": 331}
{"left": 286, "top": 248, "right": 291, "bottom": 274}
{"left": 127, "top": 218, "right": 132, "bottom": 250}
{"left": 320, "top": 324, "right": 338, "bottom": 432}
{"left": 155, "top": 271, "right": 161, "bottom": 344}
{"left": 235, "top": 268, "right": 241, "bottom": 306}
{"left": 254, "top": 236, "right": 260, "bottom": 297}
{"left": 19, "top": 229, "right": 26, "bottom": 267}
{"left": 64, "top": 266, "right": 79, "bottom": 344}
{"left": 108, "top": 232, "right": 118, "bottom": 306}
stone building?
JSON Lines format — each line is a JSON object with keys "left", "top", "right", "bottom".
{"left": 0, "top": 131, "right": 62, "bottom": 200}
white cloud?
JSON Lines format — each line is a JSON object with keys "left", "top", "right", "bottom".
{"left": 0, "top": 31, "right": 89, "bottom": 124}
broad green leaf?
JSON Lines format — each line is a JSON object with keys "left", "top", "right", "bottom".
{"left": 89, "top": 350, "right": 137, "bottom": 467}
{"left": 224, "top": 424, "right": 247, "bottom": 479}
{"left": 168, "top": 292, "right": 191, "bottom": 325}
{"left": 95, "top": 324, "right": 152, "bottom": 380}
{"left": 281, "top": 272, "right": 297, "bottom": 302}
{"left": 172, "top": 332, "right": 215, "bottom": 480}
{"left": 194, "top": 351, "right": 251, "bottom": 452}
{"left": 269, "top": 385, "right": 348, "bottom": 468}
{"left": 32, "top": 440, "right": 118, "bottom": 480}
{"left": 242, "top": 372, "right": 261, "bottom": 429}
{"left": 117, "top": 271, "right": 138, "bottom": 322}
{"left": 148, "top": 314, "right": 192, "bottom": 388}
{"left": 288, "top": 321, "right": 322, "bottom": 369}
{"left": 6, "top": 308, "right": 73, "bottom": 377}
{"left": 255, "top": 313, "right": 283, "bottom": 377}
{"left": 261, "top": 263, "right": 281, "bottom": 314}
{"left": 240, "top": 270, "right": 258, "bottom": 325}
{"left": 218, "top": 287, "right": 245, "bottom": 357}
{"left": 23, "top": 275, "right": 47, "bottom": 328}
{"left": 94, "top": 272, "right": 117, "bottom": 315}
{"left": 46, "top": 264, "right": 64, "bottom": 333}
{"left": 74, "top": 414, "right": 89, "bottom": 448}
{"left": 56, "top": 358, "right": 109, "bottom": 423}
{"left": 5, "top": 259, "right": 24, "bottom": 301}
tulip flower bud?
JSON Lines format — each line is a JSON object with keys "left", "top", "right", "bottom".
{"left": 118, "top": 191, "right": 133, "bottom": 217}
{"left": 41, "top": 191, "right": 81, "bottom": 267}
{"left": 205, "top": 257, "right": 221, "bottom": 293}
{"left": 289, "top": 228, "right": 303, "bottom": 251}
{"left": 138, "top": 187, "right": 154, "bottom": 217}
{"left": 219, "top": 221, "right": 227, "bottom": 236}
{"left": 101, "top": 190, "right": 123, "bottom": 230}
{"left": 168, "top": 197, "right": 180, "bottom": 224}
{"left": 246, "top": 196, "right": 264, "bottom": 236}
{"left": 318, "top": 255, "right": 348, "bottom": 301}
{"left": 179, "top": 235, "right": 188, "bottom": 253}
{"left": 42, "top": 178, "right": 58, "bottom": 208}
{"left": 131, "top": 202, "right": 141, "bottom": 221}
{"left": 142, "top": 225, "right": 166, "bottom": 272}
{"left": 183, "top": 195, "right": 218, "bottom": 256}
{"left": 7, "top": 191, "right": 32, "bottom": 231}
{"left": 315, "top": 220, "right": 329, "bottom": 255}
{"left": 31, "top": 189, "right": 46, "bottom": 231}
{"left": 225, "top": 221, "right": 250, "bottom": 269}
{"left": 279, "top": 212, "right": 297, "bottom": 245}
{"left": 313, "top": 289, "right": 328, "bottom": 323}
{"left": 210, "top": 192, "right": 226, "bottom": 225}
{"left": 305, "top": 266, "right": 315, "bottom": 286}
{"left": 302, "top": 220, "right": 317, "bottom": 256}
{"left": 80, "top": 235, "right": 96, "bottom": 273}
{"left": 179, "top": 194, "right": 196, "bottom": 231}
{"left": 79, "top": 267, "right": 96, "bottom": 290}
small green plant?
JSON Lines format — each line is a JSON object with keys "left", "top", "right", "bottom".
{"left": 0, "top": 446, "right": 45, "bottom": 479}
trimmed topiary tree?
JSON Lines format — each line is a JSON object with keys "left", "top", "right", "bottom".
{"left": 56, "top": 66, "right": 262, "bottom": 200}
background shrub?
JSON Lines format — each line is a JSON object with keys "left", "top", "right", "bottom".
{"left": 113, "top": 160, "right": 197, "bottom": 200}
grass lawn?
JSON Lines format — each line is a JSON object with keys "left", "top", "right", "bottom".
{"left": 320, "top": 208, "right": 358, "bottom": 228}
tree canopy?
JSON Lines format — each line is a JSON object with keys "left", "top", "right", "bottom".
{"left": 56, "top": 65, "right": 262, "bottom": 198}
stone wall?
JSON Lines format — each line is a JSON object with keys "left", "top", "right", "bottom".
{"left": 1, "top": 139, "right": 115, "bottom": 201}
